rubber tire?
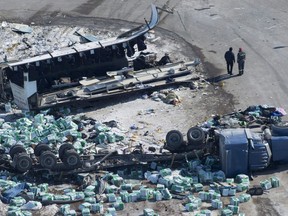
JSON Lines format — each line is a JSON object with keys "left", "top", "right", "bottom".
{"left": 165, "top": 130, "right": 184, "bottom": 152}
{"left": 0, "top": 146, "right": 5, "bottom": 154}
{"left": 58, "top": 143, "right": 74, "bottom": 160}
{"left": 62, "top": 149, "right": 81, "bottom": 167}
{"left": 187, "top": 127, "right": 205, "bottom": 146}
{"left": 247, "top": 186, "right": 263, "bottom": 196}
{"left": 271, "top": 124, "right": 288, "bottom": 136}
{"left": 40, "top": 151, "right": 57, "bottom": 169}
{"left": 34, "top": 143, "right": 51, "bottom": 157}
{"left": 9, "top": 145, "right": 26, "bottom": 159}
{"left": 13, "top": 153, "right": 32, "bottom": 173}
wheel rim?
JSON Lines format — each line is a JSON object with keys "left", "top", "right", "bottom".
{"left": 66, "top": 155, "right": 78, "bottom": 166}
{"left": 165, "top": 130, "right": 183, "bottom": 152}
{"left": 43, "top": 156, "right": 55, "bottom": 168}
{"left": 191, "top": 130, "right": 200, "bottom": 139}
{"left": 171, "top": 134, "right": 181, "bottom": 142}
{"left": 16, "top": 155, "right": 32, "bottom": 172}
{"left": 19, "top": 159, "right": 29, "bottom": 169}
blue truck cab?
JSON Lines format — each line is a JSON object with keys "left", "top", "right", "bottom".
{"left": 218, "top": 128, "right": 272, "bottom": 177}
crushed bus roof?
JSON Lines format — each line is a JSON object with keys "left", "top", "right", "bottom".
{"left": 7, "top": 4, "right": 159, "bottom": 68}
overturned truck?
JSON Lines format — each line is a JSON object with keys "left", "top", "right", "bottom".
{"left": 164, "top": 106, "right": 288, "bottom": 177}
{"left": 0, "top": 105, "right": 288, "bottom": 178}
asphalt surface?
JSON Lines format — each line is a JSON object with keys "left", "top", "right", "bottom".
{"left": 0, "top": 1, "right": 288, "bottom": 216}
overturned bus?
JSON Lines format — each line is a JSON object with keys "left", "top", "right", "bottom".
{"left": 0, "top": 4, "right": 164, "bottom": 110}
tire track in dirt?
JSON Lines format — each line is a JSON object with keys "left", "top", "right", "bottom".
{"left": 72, "top": 0, "right": 105, "bottom": 15}
{"left": 26, "top": 4, "right": 53, "bottom": 23}
{"left": 253, "top": 197, "right": 281, "bottom": 216}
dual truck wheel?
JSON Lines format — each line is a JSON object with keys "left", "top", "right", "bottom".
{"left": 35, "top": 143, "right": 81, "bottom": 168}
{"left": 9, "top": 143, "right": 81, "bottom": 173}
{"left": 165, "top": 127, "right": 205, "bottom": 152}
{"left": 9, "top": 145, "right": 32, "bottom": 173}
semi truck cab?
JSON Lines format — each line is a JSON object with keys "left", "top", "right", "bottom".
{"left": 218, "top": 128, "right": 272, "bottom": 178}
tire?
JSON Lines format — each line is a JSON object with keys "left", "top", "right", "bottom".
{"left": 34, "top": 143, "right": 51, "bottom": 157}
{"left": 271, "top": 124, "right": 288, "bottom": 136}
{"left": 187, "top": 127, "right": 205, "bottom": 147}
{"left": 40, "top": 151, "right": 57, "bottom": 169}
{"left": 0, "top": 146, "right": 5, "bottom": 154}
{"left": 247, "top": 186, "right": 263, "bottom": 196}
{"left": 58, "top": 143, "right": 74, "bottom": 160}
{"left": 165, "top": 130, "right": 184, "bottom": 152}
{"left": 9, "top": 145, "right": 26, "bottom": 159}
{"left": 13, "top": 153, "right": 32, "bottom": 173}
{"left": 62, "top": 149, "right": 81, "bottom": 167}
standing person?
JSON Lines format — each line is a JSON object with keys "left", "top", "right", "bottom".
{"left": 224, "top": 47, "right": 235, "bottom": 75}
{"left": 237, "top": 48, "right": 246, "bottom": 75}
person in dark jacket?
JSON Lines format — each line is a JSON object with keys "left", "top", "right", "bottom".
{"left": 237, "top": 48, "right": 246, "bottom": 75}
{"left": 224, "top": 47, "right": 235, "bottom": 75}
{"left": 157, "top": 53, "right": 172, "bottom": 66}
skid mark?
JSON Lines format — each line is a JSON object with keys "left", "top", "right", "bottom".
{"left": 27, "top": 4, "right": 52, "bottom": 23}
{"left": 72, "top": 0, "right": 105, "bottom": 15}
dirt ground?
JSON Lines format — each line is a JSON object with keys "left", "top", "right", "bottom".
{"left": 0, "top": 1, "right": 288, "bottom": 216}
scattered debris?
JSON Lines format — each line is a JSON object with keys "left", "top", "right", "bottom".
{"left": 11, "top": 24, "right": 33, "bottom": 34}
{"left": 0, "top": 105, "right": 285, "bottom": 215}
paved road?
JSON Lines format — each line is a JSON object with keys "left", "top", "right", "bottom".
{"left": 0, "top": 1, "right": 288, "bottom": 215}
{"left": 1, "top": 0, "right": 288, "bottom": 111}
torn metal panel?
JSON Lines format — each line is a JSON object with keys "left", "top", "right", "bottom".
{"left": 7, "top": 4, "right": 160, "bottom": 68}
{"left": 117, "top": 4, "right": 159, "bottom": 39}
{"left": 75, "top": 30, "right": 99, "bottom": 42}
{"left": 1, "top": 4, "right": 171, "bottom": 110}
{"left": 36, "top": 61, "right": 197, "bottom": 109}
{"left": 11, "top": 24, "right": 33, "bottom": 34}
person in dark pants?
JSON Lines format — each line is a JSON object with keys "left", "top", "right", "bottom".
{"left": 157, "top": 53, "right": 172, "bottom": 66}
{"left": 237, "top": 48, "right": 246, "bottom": 75}
{"left": 224, "top": 47, "right": 235, "bottom": 75}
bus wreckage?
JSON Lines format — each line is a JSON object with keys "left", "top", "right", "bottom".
{"left": 0, "top": 4, "right": 198, "bottom": 110}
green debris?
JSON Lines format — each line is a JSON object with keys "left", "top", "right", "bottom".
{"left": 153, "top": 191, "right": 162, "bottom": 201}
{"left": 235, "top": 174, "right": 250, "bottom": 185}
{"left": 79, "top": 202, "right": 92, "bottom": 211}
{"left": 120, "top": 191, "right": 129, "bottom": 203}
{"left": 91, "top": 203, "right": 104, "bottom": 214}
{"left": 185, "top": 202, "right": 198, "bottom": 212}
{"left": 106, "top": 207, "right": 116, "bottom": 216}
{"left": 193, "top": 183, "right": 203, "bottom": 192}
{"left": 221, "top": 208, "right": 233, "bottom": 216}
{"left": 228, "top": 205, "right": 240, "bottom": 214}
{"left": 81, "top": 207, "right": 91, "bottom": 216}
{"left": 112, "top": 201, "right": 125, "bottom": 211}
{"left": 161, "top": 188, "right": 172, "bottom": 200}
{"left": 107, "top": 193, "right": 117, "bottom": 203}
{"left": 159, "top": 168, "right": 172, "bottom": 177}
{"left": 236, "top": 183, "right": 249, "bottom": 192}
{"left": 230, "top": 196, "right": 240, "bottom": 206}
{"left": 10, "top": 197, "right": 26, "bottom": 207}
{"left": 238, "top": 194, "right": 251, "bottom": 203}
{"left": 212, "top": 199, "right": 223, "bottom": 209}
{"left": 143, "top": 208, "right": 158, "bottom": 216}
{"left": 260, "top": 179, "right": 272, "bottom": 190}
{"left": 84, "top": 197, "right": 97, "bottom": 204}
{"left": 270, "top": 176, "right": 280, "bottom": 188}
